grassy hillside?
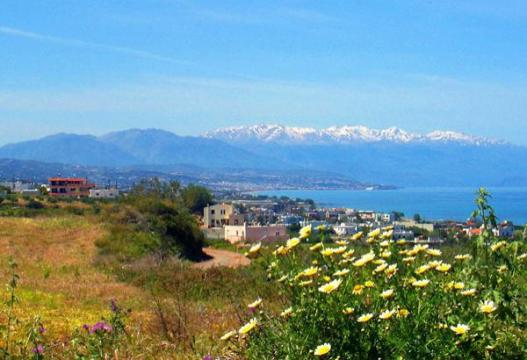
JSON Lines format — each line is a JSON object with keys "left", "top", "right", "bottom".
{"left": 0, "top": 213, "right": 277, "bottom": 359}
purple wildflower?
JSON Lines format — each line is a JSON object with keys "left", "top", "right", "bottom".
{"left": 90, "top": 321, "right": 113, "bottom": 334}
{"left": 82, "top": 324, "right": 90, "bottom": 331}
{"left": 110, "top": 299, "right": 118, "bottom": 313}
{"left": 38, "top": 325, "right": 46, "bottom": 334}
{"left": 32, "top": 344, "right": 44, "bottom": 354}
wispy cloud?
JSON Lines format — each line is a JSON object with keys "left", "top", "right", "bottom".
{"left": 0, "top": 25, "right": 189, "bottom": 64}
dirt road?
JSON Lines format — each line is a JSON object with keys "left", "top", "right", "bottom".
{"left": 193, "top": 247, "right": 251, "bottom": 269}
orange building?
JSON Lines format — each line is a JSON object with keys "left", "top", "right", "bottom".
{"left": 48, "top": 177, "right": 95, "bottom": 197}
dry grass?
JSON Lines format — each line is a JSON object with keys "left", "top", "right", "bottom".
{"left": 0, "top": 216, "right": 152, "bottom": 342}
{"left": 0, "top": 214, "right": 271, "bottom": 359}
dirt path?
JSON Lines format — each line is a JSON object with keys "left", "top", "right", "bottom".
{"left": 193, "top": 247, "right": 251, "bottom": 269}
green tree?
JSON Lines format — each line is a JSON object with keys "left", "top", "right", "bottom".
{"left": 180, "top": 184, "right": 213, "bottom": 214}
{"left": 413, "top": 213, "right": 422, "bottom": 223}
{"left": 38, "top": 185, "right": 48, "bottom": 196}
{"left": 392, "top": 211, "right": 404, "bottom": 221}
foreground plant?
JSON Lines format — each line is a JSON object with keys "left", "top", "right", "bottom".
{"left": 69, "top": 299, "right": 129, "bottom": 359}
{"left": 223, "top": 189, "right": 527, "bottom": 359}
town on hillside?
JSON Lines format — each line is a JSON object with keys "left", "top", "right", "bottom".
{"left": 0, "top": 177, "right": 517, "bottom": 245}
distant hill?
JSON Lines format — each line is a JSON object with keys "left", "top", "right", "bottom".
{"left": 0, "top": 125, "right": 526, "bottom": 188}
{"left": 99, "top": 128, "right": 283, "bottom": 169}
{"left": 0, "top": 158, "right": 188, "bottom": 188}
{"left": 0, "top": 134, "right": 139, "bottom": 167}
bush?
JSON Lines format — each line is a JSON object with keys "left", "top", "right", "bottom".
{"left": 180, "top": 184, "right": 213, "bottom": 214}
{"left": 26, "top": 199, "right": 44, "bottom": 210}
{"left": 98, "top": 195, "right": 205, "bottom": 262}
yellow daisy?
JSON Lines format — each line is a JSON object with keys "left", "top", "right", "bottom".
{"left": 351, "top": 231, "right": 364, "bottom": 241}
{"left": 342, "top": 249, "right": 356, "bottom": 259}
{"left": 368, "top": 228, "right": 381, "bottom": 238}
{"left": 280, "top": 307, "right": 293, "bottom": 318}
{"left": 436, "top": 263, "right": 451, "bottom": 273}
{"left": 450, "top": 323, "right": 469, "bottom": 336}
{"left": 353, "top": 252, "right": 375, "bottom": 267}
{"left": 301, "top": 266, "right": 319, "bottom": 278}
{"left": 318, "top": 279, "right": 342, "bottom": 294}
{"left": 352, "top": 284, "right": 364, "bottom": 295}
{"left": 373, "top": 263, "right": 388, "bottom": 274}
{"left": 357, "top": 313, "right": 374, "bottom": 323}
{"left": 415, "top": 264, "right": 431, "bottom": 275}
{"left": 479, "top": 300, "right": 497, "bottom": 314}
{"left": 299, "top": 225, "right": 312, "bottom": 239}
{"left": 314, "top": 343, "right": 331, "bottom": 356}
{"left": 426, "top": 249, "right": 442, "bottom": 257}
{"left": 342, "top": 307, "right": 355, "bottom": 315}
{"left": 397, "top": 308, "right": 410, "bottom": 318}
{"left": 412, "top": 279, "right": 430, "bottom": 288}
{"left": 333, "top": 269, "right": 350, "bottom": 277}
{"left": 490, "top": 241, "right": 507, "bottom": 252}
{"left": 248, "top": 242, "right": 262, "bottom": 255}
{"left": 220, "top": 330, "right": 236, "bottom": 341}
{"left": 384, "top": 264, "right": 398, "bottom": 278}
{"left": 238, "top": 318, "right": 258, "bottom": 335}
{"left": 273, "top": 245, "right": 288, "bottom": 256}
{"left": 380, "top": 250, "right": 392, "bottom": 259}
{"left": 379, "top": 309, "right": 396, "bottom": 320}
{"left": 247, "top": 298, "right": 263, "bottom": 309}
{"left": 286, "top": 237, "right": 301, "bottom": 250}
{"left": 460, "top": 288, "right": 477, "bottom": 296}
{"left": 333, "top": 246, "right": 348, "bottom": 255}
{"left": 380, "top": 289, "right": 395, "bottom": 299}
{"left": 320, "top": 248, "right": 336, "bottom": 257}
{"left": 309, "top": 242, "right": 323, "bottom": 251}
{"left": 455, "top": 254, "right": 472, "bottom": 261}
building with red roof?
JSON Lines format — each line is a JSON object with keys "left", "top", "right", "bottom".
{"left": 48, "top": 177, "right": 95, "bottom": 197}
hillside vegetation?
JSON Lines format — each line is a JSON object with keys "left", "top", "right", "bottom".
{"left": 0, "top": 188, "right": 524, "bottom": 359}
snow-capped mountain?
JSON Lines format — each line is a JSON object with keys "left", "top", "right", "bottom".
{"left": 205, "top": 124, "right": 503, "bottom": 146}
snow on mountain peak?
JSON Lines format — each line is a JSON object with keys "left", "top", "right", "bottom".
{"left": 205, "top": 124, "right": 503, "bottom": 146}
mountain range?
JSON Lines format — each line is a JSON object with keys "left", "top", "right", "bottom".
{"left": 204, "top": 124, "right": 504, "bottom": 146}
{"left": 0, "top": 125, "right": 526, "bottom": 188}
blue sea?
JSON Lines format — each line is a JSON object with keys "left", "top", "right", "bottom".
{"left": 258, "top": 187, "right": 527, "bottom": 225}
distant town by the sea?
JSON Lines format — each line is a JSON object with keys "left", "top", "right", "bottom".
{"left": 258, "top": 187, "right": 527, "bottom": 225}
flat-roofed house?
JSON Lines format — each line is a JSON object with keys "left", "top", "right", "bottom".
{"left": 203, "top": 203, "right": 245, "bottom": 228}
{"left": 224, "top": 223, "right": 288, "bottom": 244}
{"left": 89, "top": 188, "right": 120, "bottom": 199}
{"left": 49, "top": 177, "right": 95, "bottom": 197}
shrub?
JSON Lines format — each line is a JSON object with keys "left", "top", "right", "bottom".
{"left": 98, "top": 195, "right": 205, "bottom": 262}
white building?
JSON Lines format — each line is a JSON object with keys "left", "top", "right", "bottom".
{"left": 494, "top": 221, "right": 514, "bottom": 239}
{"left": 333, "top": 223, "right": 360, "bottom": 237}
{"left": 224, "top": 223, "right": 288, "bottom": 244}
{"left": 89, "top": 188, "right": 120, "bottom": 199}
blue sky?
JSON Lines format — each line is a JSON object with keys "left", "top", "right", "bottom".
{"left": 0, "top": 0, "right": 526, "bottom": 145}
